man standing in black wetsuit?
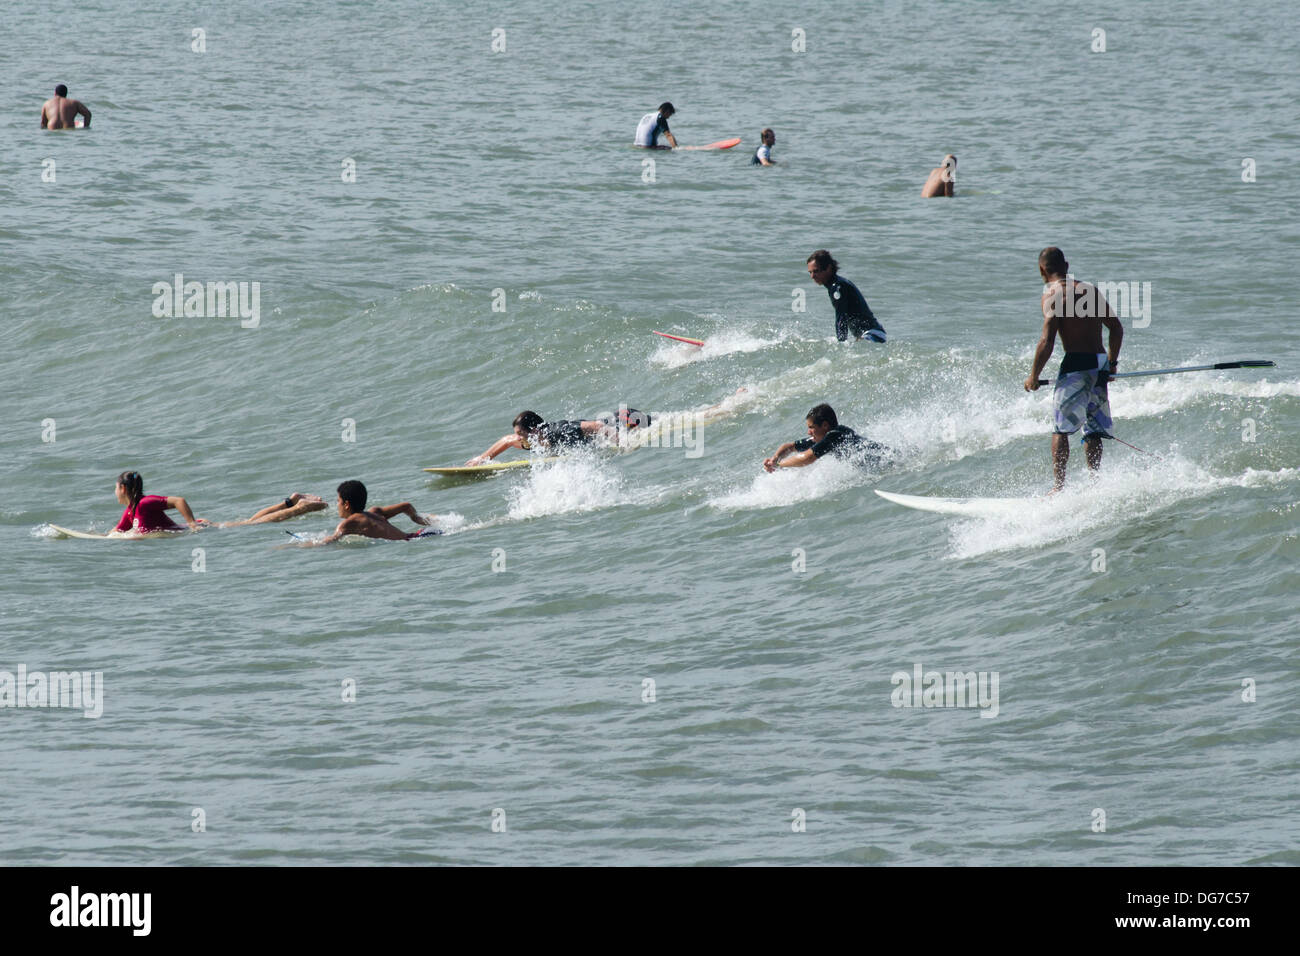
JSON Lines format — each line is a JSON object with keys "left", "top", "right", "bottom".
{"left": 763, "top": 403, "right": 889, "bottom": 471}
{"left": 806, "top": 250, "right": 886, "bottom": 343}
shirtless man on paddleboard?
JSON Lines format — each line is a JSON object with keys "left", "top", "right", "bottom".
{"left": 1023, "top": 246, "right": 1124, "bottom": 491}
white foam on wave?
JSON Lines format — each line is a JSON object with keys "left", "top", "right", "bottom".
{"left": 943, "top": 460, "right": 1300, "bottom": 560}
{"left": 872, "top": 363, "right": 1297, "bottom": 468}
{"left": 505, "top": 454, "right": 626, "bottom": 521}
{"left": 429, "top": 511, "right": 469, "bottom": 534}
{"left": 707, "top": 454, "right": 876, "bottom": 511}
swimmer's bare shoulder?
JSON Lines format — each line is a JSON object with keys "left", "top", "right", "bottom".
{"left": 921, "top": 167, "right": 945, "bottom": 197}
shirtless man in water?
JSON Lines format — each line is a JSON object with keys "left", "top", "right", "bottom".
{"left": 307, "top": 480, "right": 439, "bottom": 545}
{"left": 1024, "top": 247, "right": 1124, "bottom": 491}
{"left": 41, "top": 85, "right": 91, "bottom": 129}
{"left": 921, "top": 154, "right": 956, "bottom": 197}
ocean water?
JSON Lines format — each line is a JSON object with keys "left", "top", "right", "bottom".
{"left": 1, "top": 0, "right": 1296, "bottom": 865}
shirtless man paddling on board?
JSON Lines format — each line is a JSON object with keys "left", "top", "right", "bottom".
{"left": 1024, "top": 246, "right": 1124, "bottom": 491}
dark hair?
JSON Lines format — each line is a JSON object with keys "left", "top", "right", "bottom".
{"left": 116, "top": 470, "right": 144, "bottom": 507}
{"left": 761, "top": 127, "right": 774, "bottom": 138}
{"left": 806, "top": 249, "right": 838, "bottom": 274}
{"left": 621, "top": 407, "right": 651, "bottom": 429}
{"left": 806, "top": 403, "right": 838, "bottom": 428}
{"left": 337, "top": 480, "right": 367, "bottom": 512}
{"left": 55, "top": 84, "right": 68, "bottom": 97}
{"left": 1039, "top": 246, "right": 1067, "bottom": 275}
{"left": 513, "top": 410, "right": 544, "bottom": 432}
{"left": 658, "top": 102, "right": 675, "bottom": 116}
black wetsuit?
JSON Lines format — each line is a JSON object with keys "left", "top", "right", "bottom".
{"left": 596, "top": 407, "right": 652, "bottom": 429}
{"left": 792, "top": 425, "right": 889, "bottom": 465}
{"left": 827, "top": 276, "right": 885, "bottom": 342}
{"left": 530, "top": 421, "right": 591, "bottom": 449}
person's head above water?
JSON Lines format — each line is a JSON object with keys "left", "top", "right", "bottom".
{"left": 943, "top": 153, "right": 956, "bottom": 167}
{"left": 806, "top": 249, "right": 838, "bottom": 286}
{"left": 115, "top": 470, "right": 144, "bottom": 507}
{"left": 513, "top": 410, "right": 544, "bottom": 438}
{"left": 1038, "top": 246, "right": 1068, "bottom": 281}
{"left": 337, "top": 479, "right": 367, "bottom": 515}
{"left": 55, "top": 84, "right": 68, "bottom": 97}
{"left": 618, "top": 407, "right": 651, "bottom": 429}
{"left": 761, "top": 128, "right": 775, "bottom": 145}
{"left": 805, "top": 403, "right": 838, "bottom": 440}
{"left": 658, "top": 102, "right": 675, "bottom": 118}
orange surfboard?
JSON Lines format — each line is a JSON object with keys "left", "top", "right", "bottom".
{"left": 676, "top": 137, "right": 742, "bottom": 151}
{"left": 652, "top": 330, "right": 705, "bottom": 347}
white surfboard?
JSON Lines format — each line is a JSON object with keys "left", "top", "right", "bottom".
{"left": 873, "top": 489, "right": 1044, "bottom": 517}
{"left": 48, "top": 523, "right": 189, "bottom": 540}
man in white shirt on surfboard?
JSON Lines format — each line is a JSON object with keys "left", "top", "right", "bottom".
{"left": 634, "top": 102, "right": 678, "bottom": 149}
{"left": 1023, "top": 246, "right": 1124, "bottom": 492}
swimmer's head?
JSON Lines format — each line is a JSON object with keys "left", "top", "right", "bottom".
{"left": 513, "top": 410, "right": 544, "bottom": 447}
{"left": 115, "top": 470, "right": 144, "bottom": 506}
{"left": 805, "top": 404, "right": 837, "bottom": 441}
{"left": 658, "top": 102, "right": 675, "bottom": 118}
{"left": 55, "top": 84, "right": 68, "bottom": 97}
{"left": 1038, "top": 246, "right": 1068, "bottom": 280}
{"left": 943, "top": 153, "right": 956, "bottom": 168}
{"left": 806, "top": 249, "right": 838, "bottom": 285}
{"left": 761, "top": 128, "right": 775, "bottom": 145}
{"left": 619, "top": 407, "right": 651, "bottom": 429}
{"left": 337, "top": 479, "right": 367, "bottom": 515}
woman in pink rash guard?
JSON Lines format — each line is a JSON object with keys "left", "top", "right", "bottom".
{"left": 113, "top": 471, "right": 202, "bottom": 533}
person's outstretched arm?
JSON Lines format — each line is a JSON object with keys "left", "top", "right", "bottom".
{"left": 371, "top": 502, "right": 431, "bottom": 525}
{"left": 466, "top": 434, "right": 523, "bottom": 465}
{"left": 775, "top": 448, "right": 816, "bottom": 469}
{"left": 763, "top": 441, "right": 798, "bottom": 472}
{"left": 165, "top": 496, "right": 201, "bottom": 531}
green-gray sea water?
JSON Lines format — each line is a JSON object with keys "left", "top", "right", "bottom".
{"left": 1, "top": 0, "right": 1296, "bottom": 865}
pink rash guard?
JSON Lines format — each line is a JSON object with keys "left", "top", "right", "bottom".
{"left": 114, "top": 495, "right": 181, "bottom": 533}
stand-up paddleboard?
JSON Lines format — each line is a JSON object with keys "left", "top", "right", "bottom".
{"left": 423, "top": 457, "right": 563, "bottom": 477}
{"left": 652, "top": 330, "right": 705, "bottom": 347}
{"left": 676, "top": 137, "right": 742, "bottom": 151}
{"left": 47, "top": 524, "right": 188, "bottom": 540}
{"left": 874, "top": 489, "right": 1045, "bottom": 518}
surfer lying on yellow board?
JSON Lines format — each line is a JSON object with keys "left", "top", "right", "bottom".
{"left": 466, "top": 407, "right": 651, "bottom": 465}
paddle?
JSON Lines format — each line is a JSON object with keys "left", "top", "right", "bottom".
{"left": 1036, "top": 359, "right": 1274, "bottom": 387}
